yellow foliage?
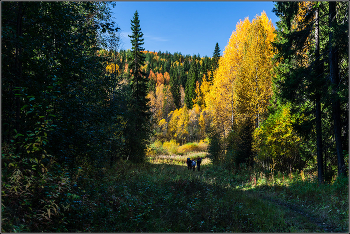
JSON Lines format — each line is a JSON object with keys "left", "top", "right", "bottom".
{"left": 106, "top": 63, "right": 119, "bottom": 74}
{"left": 198, "top": 139, "right": 208, "bottom": 151}
{"left": 177, "top": 143, "right": 198, "bottom": 154}
{"left": 205, "top": 17, "right": 250, "bottom": 136}
{"left": 168, "top": 105, "right": 189, "bottom": 143}
{"left": 153, "top": 140, "right": 163, "bottom": 149}
{"left": 158, "top": 118, "right": 168, "bottom": 135}
{"left": 162, "top": 140, "right": 179, "bottom": 155}
{"left": 206, "top": 12, "right": 275, "bottom": 136}
{"left": 253, "top": 105, "right": 301, "bottom": 171}
{"left": 177, "top": 141, "right": 207, "bottom": 154}
{"left": 199, "top": 110, "right": 210, "bottom": 138}
{"left": 236, "top": 11, "right": 275, "bottom": 127}
{"left": 149, "top": 84, "right": 175, "bottom": 125}
{"left": 199, "top": 74, "right": 212, "bottom": 108}
{"left": 193, "top": 81, "right": 203, "bottom": 107}
{"left": 158, "top": 118, "right": 167, "bottom": 127}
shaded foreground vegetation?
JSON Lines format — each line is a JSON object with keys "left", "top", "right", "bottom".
{"left": 4, "top": 153, "right": 347, "bottom": 232}
{"left": 2, "top": 1, "right": 348, "bottom": 232}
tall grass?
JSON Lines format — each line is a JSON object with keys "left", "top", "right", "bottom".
{"left": 14, "top": 151, "right": 346, "bottom": 232}
{"left": 49, "top": 156, "right": 348, "bottom": 232}
{"left": 62, "top": 160, "right": 291, "bottom": 232}
{"left": 241, "top": 169, "right": 349, "bottom": 232}
{"left": 147, "top": 140, "right": 208, "bottom": 156}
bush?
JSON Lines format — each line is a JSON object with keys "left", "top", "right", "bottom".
{"left": 331, "top": 175, "right": 348, "bottom": 196}
{"left": 148, "top": 140, "right": 208, "bottom": 156}
{"left": 198, "top": 139, "right": 208, "bottom": 151}
{"left": 1, "top": 146, "right": 73, "bottom": 232}
{"left": 162, "top": 140, "right": 179, "bottom": 155}
{"left": 177, "top": 142, "right": 199, "bottom": 154}
{"left": 207, "top": 131, "right": 222, "bottom": 163}
{"left": 147, "top": 140, "right": 167, "bottom": 156}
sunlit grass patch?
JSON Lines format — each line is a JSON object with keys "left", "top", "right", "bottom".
{"left": 147, "top": 140, "right": 208, "bottom": 157}
{"left": 54, "top": 155, "right": 349, "bottom": 232}
{"left": 177, "top": 141, "right": 208, "bottom": 155}
{"left": 242, "top": 170, "right": 349, "bottom": 232}
{"left": 148, "top": 153, "right": 209, "bottom": 166}
{"left": 94, "top": 160, "right": 293, "bottom": 232}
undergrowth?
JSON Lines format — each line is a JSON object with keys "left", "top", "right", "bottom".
{"left": 2, "top": 151, "right": 348, "bottom": 232}
{"left": 59, "top": 160, "right": 290, "bottom": 232}
{"left": 240, "top": 169, "right": 349, "bottom": 232}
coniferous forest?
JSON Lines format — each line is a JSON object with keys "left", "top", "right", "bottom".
{"left": 1, "top": 1, "right": 349, "bottom": 232}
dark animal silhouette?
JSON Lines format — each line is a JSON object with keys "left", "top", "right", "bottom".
{"left": 197, "top": 157, "right": 202, "bottom": 171}
{"left": 187, "top": 158, "right": 192, "bottom": 170}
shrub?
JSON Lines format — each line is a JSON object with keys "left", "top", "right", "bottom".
{"left": 1, "top": 147, "right": 73, "bottom": 232}
{"left": 207, "top": 131, "right": 222, "bottom": 163}
{"left": 198, "top": 139, "right": 208, "bottom": 151}
{"left": 147, "top": 140, "right": 167, "bottom": 156}
{"left": 177, "top": 142, "right": 199, "bottom": 154}
{"left": 162, "top": 140, "right": 179, "bottom": 155}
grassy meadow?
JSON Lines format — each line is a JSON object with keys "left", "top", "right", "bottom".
{"left": 44, "top": 144, "right": 348, "bottom": 232}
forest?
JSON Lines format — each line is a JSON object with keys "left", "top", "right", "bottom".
{"left": 1, "top": 1, "right": 349, "bottom": 232}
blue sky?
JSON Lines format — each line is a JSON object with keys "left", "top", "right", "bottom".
{"left": 111, "top": 1, "right": 280, "bottom": 57}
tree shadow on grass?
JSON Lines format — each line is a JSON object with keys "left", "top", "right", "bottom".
{"left": 71, "top": 160, "right": 327, "bottom": 232}
{"left": 98, "top": 161, "right": 307, "bottom": 232}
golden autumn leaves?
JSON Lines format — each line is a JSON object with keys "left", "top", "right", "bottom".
{"left": 106, "top": 62, "right": 120, "bottom": 75}
{"left": 105, "top": 12, "right": 301, "bottom": 162}
{"left": 205, "top": 11, "right": 275, "bottom": 136}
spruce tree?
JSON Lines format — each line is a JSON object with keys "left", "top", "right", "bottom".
{"left": 125, "top": 10, "right": 150, "bottom": 162}
{"left": 212, "top": 42, "right": 221, "bottom": 70}
{"left": 272, "top": 1, "right": 348, "bottom": 182}
{"left": 185, "top": 60, "right": 198, "bottom": 109}
{"left": 273, "top": 2, "right": 325, "bottom": 183}
{"left": 169, "top": 68, "right": 181, "bottom": 109}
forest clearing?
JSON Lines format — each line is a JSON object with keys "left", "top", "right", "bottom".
{"left": 3, "top": 148, "right": 347, "bottom": 232}
{"left": 2, "top": 144, "right": 348, "bottom": 232}
{"left": 2, "top": 1, "right": 348, "bottom": 232}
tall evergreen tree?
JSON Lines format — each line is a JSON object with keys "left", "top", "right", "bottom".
{"left": 212, "top": 43, "right": 221, "bottom": 70}
{"left": 210, "top": 42, "right": 221, "bottom": 81}
{"left": 185, "top": 60, "right": 198, "bottom": 109}
{"left": 169, "top": 67, "right": 181, "bottom": 109}
{"left": 273, "top": 1, "right": 348, "bottom": 181}
{"left": 125, "top": 11, "right": 151, "bottom": 162}
{"left": 328, "top": 2, "right": 346, "bottom": 177}
{"left": 2, "top": 1, "right": 122, "bottom": 230}
{"left": 273, "top": 1, "right": 325, "bottom": 183}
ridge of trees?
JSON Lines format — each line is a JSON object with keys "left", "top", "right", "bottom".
{"left": 114, "top": 45, "right": 221, "bottom": 144}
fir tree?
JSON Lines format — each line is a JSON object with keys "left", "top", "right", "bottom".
{"left": 212, "top": 42, "right": 221, "bottom": 71}
{"left": 169, "top": 68, "right": 181, "bottom": 109}
{"left": 125, "top": 11, "right": 151, "bottom": 163}
{"left": 185, "top": 60, "right": 198, "bottom": 109}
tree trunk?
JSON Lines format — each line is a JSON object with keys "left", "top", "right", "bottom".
{"left": 14, "top": 2, "right": 24, "bottom": 154}
{"left": 315, "top": 95, "right": 324, "bottom": 183}
{"left": 329, "top": 1, "right": 345, "bottom": 177}
{"left": 315, "top": 7, "right": 324, "bottom": 183}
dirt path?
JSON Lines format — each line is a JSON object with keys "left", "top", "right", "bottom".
{"left": 151, "top": 157, "right": 346, "bottom": 232}
{"left": 247, "top": 191, "right": 340, "bottom": 232}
